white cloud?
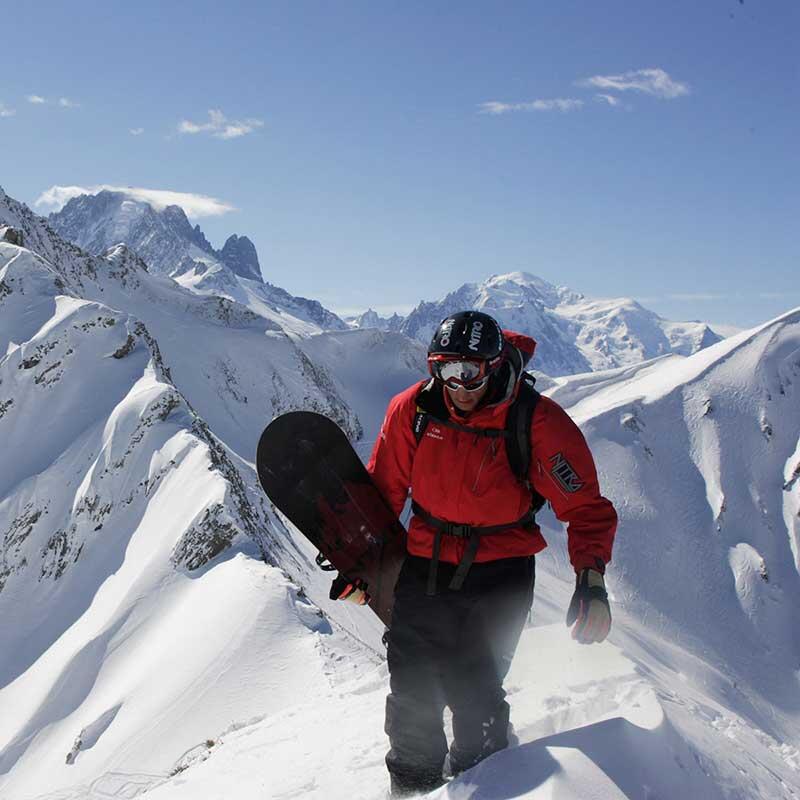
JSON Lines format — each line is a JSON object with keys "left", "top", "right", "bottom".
{"left": 27, "top": 95, "right": 46, "bottom": 104}
{"left": 34, "top": 185, "right": 236, "bottom": 219}
{"left": 59, "top": 97, "right": 80, "bottom": 108}
{"left": 478, "top": 98, "right": 584, "bottom": 115}
{"left": 578, "top": 68, "right": 689, "bottom": 99}
{"left": 178, "top": 108, "right": 264, "bottom": 139}
{"left": 594, "top": 94, "right": 622, "bottom": 107}
{"left": 0, "top": 103, "right": 15, "bottom": 118}
{"left": 129, "top": 128, "right": 145, "bottom": 136}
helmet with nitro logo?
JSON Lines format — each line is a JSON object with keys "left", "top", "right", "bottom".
{"left": 427, "top": 311, "right": 505, "bottom": 391}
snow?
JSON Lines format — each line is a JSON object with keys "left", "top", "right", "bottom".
{"left": 114, "top": 606, "right": 800, "bottom": 799}
{"left": 0, "top": 553, "right": 378, "bottom": 799}
{"left": 137, "top": 625, "right": 665, "bottom": 800}
{"left": 783, "top": 437, "right": 800, "bottom": 573}
{"left": 299, "top": 328, "right": 428, "bottom": 457}
{"left": 2, "top": 187, "right": 800, "bottom": 799}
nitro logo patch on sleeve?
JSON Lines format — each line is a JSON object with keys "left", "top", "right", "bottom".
{"left": 549, "top": 452, "right": 584, "bottom": 493}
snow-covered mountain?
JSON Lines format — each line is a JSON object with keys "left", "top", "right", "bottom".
{"left": 48, "top": 190, "right": 348, "bottom": 336}
{"left": 48, "top": 190, "right": 245, "bottom": 278}
{"left": 347, "top": 308, "right": 405, "bottom": 332}
{"left": 0, "top": 185, "right": 427, "bottom": 798}
{"left": 49, "top": 190, "right": 257, "bottom": 281}
{"left": 2, "top": 182, "right": 799, "bottom": 799}
{"left": 50, "top": 193, "right": 719, "bottom": 371}
{"left": 377, "top": 271, "right": 722, "bottom": 376}
{"left": 129, "top": 308, "right": 800, "bottom": 800}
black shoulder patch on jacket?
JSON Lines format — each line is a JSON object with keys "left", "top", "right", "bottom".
{"left": 549, "top": 452, "right": 584, "bottom": 493}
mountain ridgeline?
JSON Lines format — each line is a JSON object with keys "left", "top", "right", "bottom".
{"left": 351, "top": 272, "right": 723, "bottom": 377}
{"left": 47, "top": 190, "right": 724, "bottom": 375}
{"left": 48, "top": 190, "right": 348, "bottom": 335}
{"left": 49, "top": 190, "right": 261, "bottom": 281}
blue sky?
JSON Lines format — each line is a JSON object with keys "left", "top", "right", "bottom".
{"left": 1, "top": 0, "right": 797, "bottom": 328}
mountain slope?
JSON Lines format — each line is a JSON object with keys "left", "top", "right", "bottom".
{"left": 0, "top": 190, "right": 360, "bottom": 457}
{"left": 550, "top": 307, "right": 800, "bottom": 738}
{"left": 299, "top": 328, "right": 427, "bottom": 458}
{"left": 0, "top": 190, "right": 387, "bottom": 798}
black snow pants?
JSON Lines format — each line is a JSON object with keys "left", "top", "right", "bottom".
{"left": 385, "top": 554, "right": 535, "bottom": 794}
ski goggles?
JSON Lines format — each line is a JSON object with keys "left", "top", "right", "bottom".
{"left": 428, "top": 356, "right": 494, "bottom": 391}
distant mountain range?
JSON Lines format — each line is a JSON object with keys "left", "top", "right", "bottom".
{"left": 49, "top": 189, "right": 721, "bottom": 375}
{"left": 350, "top": 272, "right": 722, "bottom": 376}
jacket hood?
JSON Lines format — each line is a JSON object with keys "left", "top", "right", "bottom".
{"left": 502, "top": 329, "right": 536, "bottom": 370}
{"left": 489, "top": 329, "right": 536, "bottom": 406}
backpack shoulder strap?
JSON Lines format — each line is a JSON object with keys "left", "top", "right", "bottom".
{"left": 412, "top": 379, "right": 510, "bottom": 442}
{"left": 506, "top": 373, "right": 546, "bottom": 510}
{"left": 412, "top": 379, "right": 448, "bottom": 443}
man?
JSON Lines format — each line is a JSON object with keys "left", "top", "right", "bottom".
{"left": 336, "top": 310, "right": 617, "bottom": 796}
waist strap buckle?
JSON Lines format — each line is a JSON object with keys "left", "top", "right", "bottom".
{"left": 446, "top": 523, "right": 471, "bottom": 538}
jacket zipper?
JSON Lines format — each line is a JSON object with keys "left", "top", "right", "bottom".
{"left": 471, "top": 438, "right": 498, "bottom": 492}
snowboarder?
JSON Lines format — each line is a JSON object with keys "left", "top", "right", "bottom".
{"left": 335, "top": 310, "right": 617, "bottom": 796}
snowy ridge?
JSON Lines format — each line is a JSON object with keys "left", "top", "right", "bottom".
{"left": 0, "top": 192, "right": 376, "bottom": 797}
{"left": 0, "top": 191, "right": 362, "bottom": 451}
{"left": 174, "top": 264, "right": 349, "bottom": 337}
{"left": 0, "top": 251, "right": 294, "bottom": 795}
{"left": 549, "top": 307, "right": 800, "bottom": 684}
{"left": 0, "top": 187, "right": 428, "bottom": 799}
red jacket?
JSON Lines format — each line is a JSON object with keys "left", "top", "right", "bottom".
{"left": 366, "top": 331, "right": 617, "bottom": 572}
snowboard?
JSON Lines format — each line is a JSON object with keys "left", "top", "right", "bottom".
{"left": 256, "top": 411, "right": 407, "bottom": 626}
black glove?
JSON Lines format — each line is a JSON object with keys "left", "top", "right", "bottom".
{"left": 566, "top": 568, "right": 611, "bottom": 644}
{"left": 329, "top": 574, "right": 370, "bottom": 605}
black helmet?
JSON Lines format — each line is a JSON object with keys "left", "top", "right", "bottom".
{"left": 427, "top": 311, "right": 506, "bottom": 392}
{"left": 427, "top": 311, "right": 504, "bottom": 360}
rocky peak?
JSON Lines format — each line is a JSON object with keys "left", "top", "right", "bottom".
{"left": 351, "top": 309, "right": 405, "bottom": 332}
{"left": 160, "top": 205, "right": 215, "bottom": 256}
{"left": 219, "top": 234, "right": 261, "bottom": 281}
{"left": 50, "top": 193, "right": 213, "bottom": 277}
